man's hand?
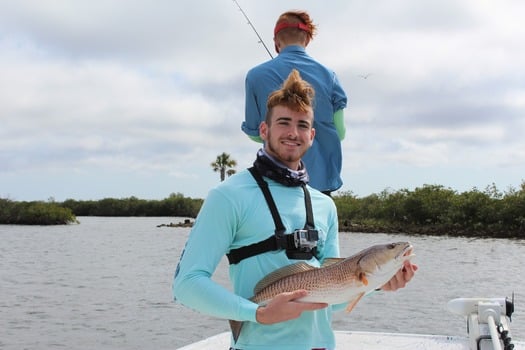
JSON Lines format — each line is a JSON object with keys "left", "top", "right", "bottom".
{"left": 380, "top": 260, "right": 418, "bottom": 292}
{"left": 256, "top": 290, "right": 328, "bottom": 325}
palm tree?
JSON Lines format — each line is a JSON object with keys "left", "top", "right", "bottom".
{"left": 211, "top": 152, "right": 237, "bottom": 182}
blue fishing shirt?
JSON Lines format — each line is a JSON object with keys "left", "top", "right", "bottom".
{"left": 242, "top": 45, "right": 348, "bottom": 192}
{"left": 173, "top": 169, "right": 340, "bottom": 349}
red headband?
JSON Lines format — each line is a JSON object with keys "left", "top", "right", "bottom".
{"left": 274, "top": 22, "right": 310, "bottom": 36}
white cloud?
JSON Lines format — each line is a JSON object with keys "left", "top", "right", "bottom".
{"left": 1, "top": 0, "right": 524, "bottom": 200}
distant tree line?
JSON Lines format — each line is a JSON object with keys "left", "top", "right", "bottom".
{"left": 61, "top": 193, "right": 203, "bottom": 217}
{"left": 0, "top": 193, "right": 201, "bottom": 225}
{"left": 333, "top": 182, "right": 525, "bottom": 239}
{"left": 2, "top": 184, "right": 524, "bottom": 239}
{"left": 0, "top": 198, "right": 77, "bottom": 225}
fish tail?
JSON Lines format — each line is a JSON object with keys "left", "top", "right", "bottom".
{"left": 229, "top": 319, "right": 244, "bottom": 343}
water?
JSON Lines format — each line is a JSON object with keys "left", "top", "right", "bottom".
{"left": 1, "top": 217, "right": 524, "bottom": 349}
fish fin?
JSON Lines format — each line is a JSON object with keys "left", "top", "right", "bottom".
{"left": 345, "top": 292, "right": 365, "bottom": 313}
{"left": 253, "top": 262, "right": 315, "bottom": 294}
{"left": 359, "top": 272, "right": 369, "bottom": 286}
{"left": 229, "top": 320, "right": 244, "bottom": 343}
{"left": 321, "top": 258, "right": 345, "bottom": 267}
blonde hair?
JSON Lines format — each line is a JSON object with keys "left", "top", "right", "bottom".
{"left": 266, "top": 69, "right": 315, "bottom": 123}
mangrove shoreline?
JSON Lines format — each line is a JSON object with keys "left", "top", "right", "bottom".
{"left": 2, "top": 182, "right": 524, "bottom": 239}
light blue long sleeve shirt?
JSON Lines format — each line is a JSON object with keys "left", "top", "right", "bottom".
{"left": 173, "top": 169, "right": 340, "bottom": 349}
{"left": 242, "top": 45, "right": 348, "bottom": 192}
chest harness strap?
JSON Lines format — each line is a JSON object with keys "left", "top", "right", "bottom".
{"left": 226, "top": 167, "right": 318, "bottom": 265}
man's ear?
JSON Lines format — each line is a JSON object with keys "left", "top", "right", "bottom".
{"left": 309, "top": 127, "right": 316, "bottom": 145}
{"left": 259, "top": 121, "right": 268, "bottom": 141}
{"left": 273, "top": 37, "right": 280, "bottom": 54}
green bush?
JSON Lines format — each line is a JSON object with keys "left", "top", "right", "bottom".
{"left": 0, "top": 198, "right": 77, "bottom": 225}
{"left": 334, "top": 181, "right": 525, "bottom": 238}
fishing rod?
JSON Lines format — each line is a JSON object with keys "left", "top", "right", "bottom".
{"left": 232, "top": 0, "right": 274, "bottom": 59}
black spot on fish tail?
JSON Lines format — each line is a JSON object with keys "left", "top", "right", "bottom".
{"left": 229, "top": 319, "right": 244, "bottom": 343}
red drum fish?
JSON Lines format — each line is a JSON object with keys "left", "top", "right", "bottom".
{"left": 230, "top": 242, "right": 415, "bottom": 342}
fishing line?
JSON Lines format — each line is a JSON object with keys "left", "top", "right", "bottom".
{"left": 232, "top": 0, "right": 273, "bottom": 59}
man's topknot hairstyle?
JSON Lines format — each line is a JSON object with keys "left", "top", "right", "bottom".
{"left": 266, "top": 69, "right": 315, "bottom": 123}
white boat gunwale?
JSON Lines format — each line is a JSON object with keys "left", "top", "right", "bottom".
{"left": 176, "top": 298, "right": 524, "bottom": 350}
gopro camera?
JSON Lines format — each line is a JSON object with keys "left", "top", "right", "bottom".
{"left": 293, "top": 229, "right": 318, "bottom": 252}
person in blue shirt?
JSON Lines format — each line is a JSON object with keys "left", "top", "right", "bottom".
{"left": 174, "top": 70, "right": 417, "bottom": 350}
{"left": 242, "top": 10, "right": 348, "bottom": 196}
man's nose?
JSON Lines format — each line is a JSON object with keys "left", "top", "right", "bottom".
{"left": 287, "top": 125, "right": 299, "bottom": 137}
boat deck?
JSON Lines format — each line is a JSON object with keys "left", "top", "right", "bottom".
{"left": 177, "top": 330, "right": 525, "bottom": 349}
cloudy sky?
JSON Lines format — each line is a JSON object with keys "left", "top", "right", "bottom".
{"left": 1, "top": 0, "right": 524, "bottom": 201}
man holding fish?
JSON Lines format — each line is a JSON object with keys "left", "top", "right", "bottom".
{"left": 173, "top": 69, "right": 418, "bottom": 350}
